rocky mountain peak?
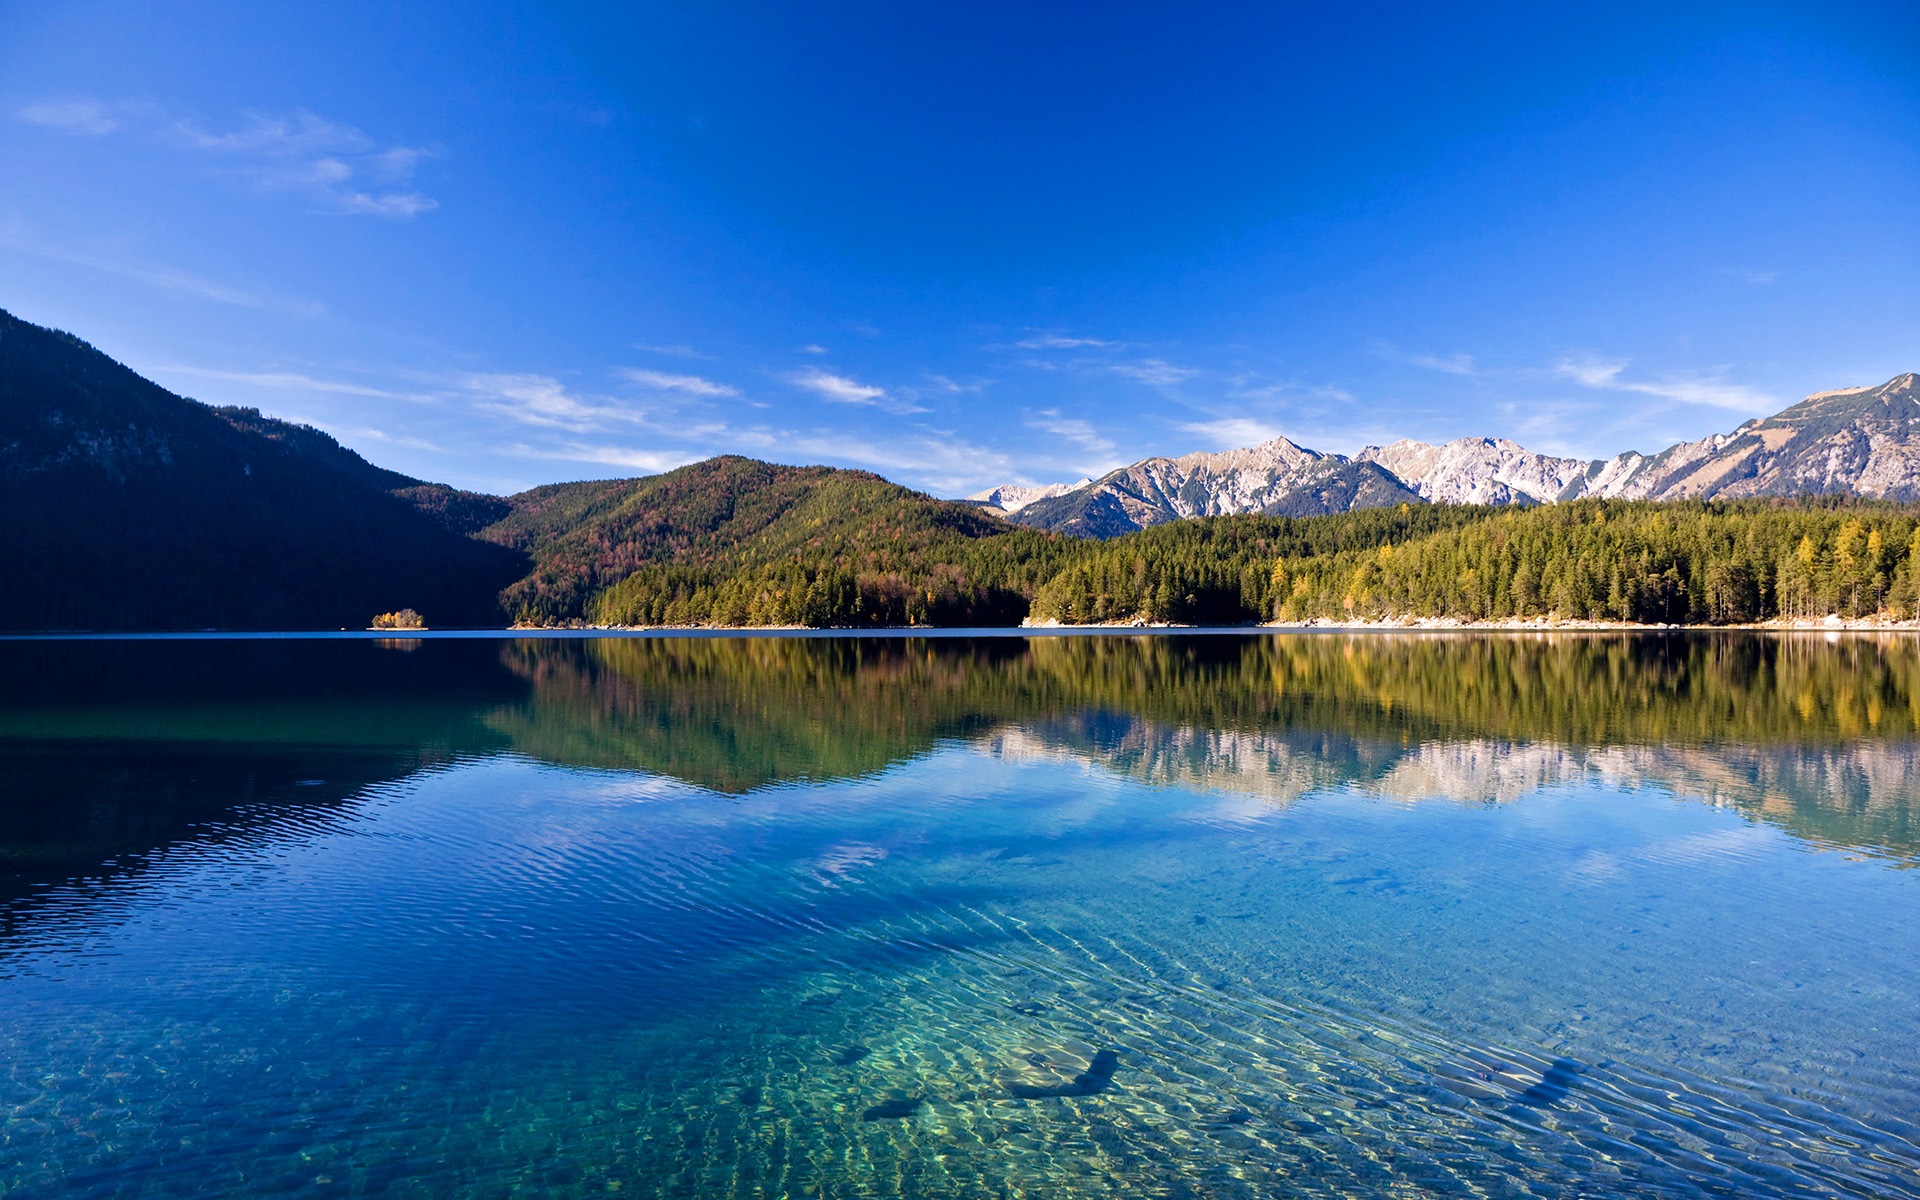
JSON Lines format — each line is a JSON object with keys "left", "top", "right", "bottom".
{"left": 1356, "top": 437, "right": 1593, "bottom": 506}
{"left": 1569, "top": 373, "right": 1920, "bottom": 502}
{"left": 972, "top": 373, "right": 1920, "bottom": 537}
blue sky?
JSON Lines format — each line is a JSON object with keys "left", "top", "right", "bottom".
{"left": 2, "top": 2, "right": 1917, "bottom": 496}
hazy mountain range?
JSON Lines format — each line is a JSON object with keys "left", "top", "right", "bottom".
{"left": 974, "top": 372, "right": 1920, "bottom": 536}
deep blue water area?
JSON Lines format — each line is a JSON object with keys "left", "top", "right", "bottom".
{"left": 2, "top": 633, "right": 1918, "bottom": 1197}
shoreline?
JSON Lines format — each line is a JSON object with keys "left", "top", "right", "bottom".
{"left": 10, "top": 616, "right": 1920, "bottom": 641}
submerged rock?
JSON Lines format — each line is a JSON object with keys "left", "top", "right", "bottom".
{"left": 861, "top": 1096, "right": 925, "bottom": 1121}
{"left": 1434, "top": 1048, "right": 1585, "bottom": 1108}
{"left": 1513, "top": 1058, "right": 1583, "bottom": 1107}
{"left": 835, "top": 1044, "right": 872, "bottom": 1066}
{"left": 1008, "top": 1048, "right": 1121, "bottom": 1098}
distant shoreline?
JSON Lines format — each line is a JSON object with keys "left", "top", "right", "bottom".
{"left": 8, "top": 617, "right": 1920, "bottom": 641}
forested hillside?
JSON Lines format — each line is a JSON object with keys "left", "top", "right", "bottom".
{"left": 481, "top": 457, "right": 1071, "bottom": 625}
{"left": 508, "top": 460, "right": 1077, "bottom": 627}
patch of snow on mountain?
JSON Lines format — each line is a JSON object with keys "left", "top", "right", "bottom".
{"left": 967, "top": 479, "right": 1092, "bottom": 512}
{"left": 1356, "top": 438, "right": 1593, "bottom": 505}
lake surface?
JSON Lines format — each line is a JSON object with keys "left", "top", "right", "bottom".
{"left": 2, "top": 632, "right": 1918, "bottom": 1198}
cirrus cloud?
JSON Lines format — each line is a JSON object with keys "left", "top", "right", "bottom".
{"left": 1550, "top": 356, "right": 1777, "bottom": 412}
{"left": 14, "top": 97, "right": 438, "bottom": 219}
{"left": 1112, "top": 358, "right": 1200, "bottom": 389}
{"left": 786, "top": 366, "right": 929, "bottom": 414}
{"left": 620, "top": 368, "right": 738, "bottom": 398}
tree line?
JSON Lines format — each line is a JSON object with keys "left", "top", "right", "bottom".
{"left": 578, "top": 495, "right": 1920, "bottom": 628}
{"left": 580, "top": 502, "right": 1495, "bottom": 628}
{"left": 1262, "top": 498, "right": 1920, "bottom": 625}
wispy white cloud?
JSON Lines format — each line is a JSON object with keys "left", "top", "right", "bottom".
{"left": 333, "top": 425, "right": 449, "bottom": 455}
{"left": 1550, "top": 356, "right": 1777, "bottom": 412}
{"left": 0, "top": 219, "right": 325, "bottom": 315}
{"left": 1501, "top": 400, "right": 1604, "bottom": 458}
{"left": 785, "top": 431, "right": 1012, "bottom": 494}
{"left": 1551, "top": 355, "right": 1628, "bottom": 389}
{"left": 917, "top": 373, "right": 985, "bottom": 395}
{"left": 1177, "top": 373, "right": 1390, "bottom": 456}
{"left": 1182, "top": 417, "right": 1287, "bottom": 449}
{"left": 14, "top": 98, "right": 438, "bottom": 218}
{"left": 16, "top": 98, "right": 120, "bottom": 135}
{"left": 1112, "top": 358, "right": 1199, "bottom": 389}
{"left": 1724, "top": 268, "right": 1779, "bottom": 285}
{"left": 800, "top": 343, "right": 830, "bottom": 355}
{"left": 170, "top": 109, "right": 437, "bottom": 217}
{"left": 633, "top": 342, "right": 707, "bottom": 359}
{"left": 789, "top": 366, "right": 884, "bottom": 404}
{"left": 465, "top": 373, "right": 645, "bottom": 431}
{"left": 511, "top": 442, "right": 703, "bottom": 474}
{"left": 329, "top": 189, "right": 436, "bottom": 219}
{"left": 158, "top": 365, "right": 419, "bottom": 400}
{"left": 1409, "top": 352, "right": 1478, "bottom": 376}
{"left": 619, "top": 368, "right": 738, "bottom": 398}
{"left": 1024, "top": 410, "right": 1124, "bottom": 477}
{"left": 786, "top": 366, "right": 929, "bottom": 414}
{"left": 1028, "top": 410, "right": 1116, "bottom": 457}
{"left": 1373, "top": 342, "right": 1480, "bottom": 378}
{"left": 892, "top": 374, "right": 990, "bottom": 408}
{"left": 1017, "top": 332, "right": 1117, "bottom": 350}
{"left": 1227, "top": 378, "right": 1359, "bottom": 406}
{"left": 168, "top": 108, "right": 365, "bottom": 156}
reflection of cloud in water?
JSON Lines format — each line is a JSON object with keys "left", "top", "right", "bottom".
{"left": 980, "top": 715, "right": 1920, "bottom": 861}
{"left": 1569, "top": 850, "right": 1625, "bottom": 883}
{"left": 1636, "top": 826, "right": 1774, "bottom": 868}
{"left": 812, "top": 841, "right": 888, "bottom": 886}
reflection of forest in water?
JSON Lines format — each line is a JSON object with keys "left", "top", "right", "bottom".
{"left": 497, "top": 633, "right": 1920, "bottom": 861}
{"left": 3, "top": 632, "right": 1917, "bottom": 915}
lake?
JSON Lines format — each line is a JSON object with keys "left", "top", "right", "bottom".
{"left": 2, "top": 632, "right": 1918, "bottom": 1198}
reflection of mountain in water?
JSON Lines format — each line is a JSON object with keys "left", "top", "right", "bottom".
{"left": 3, "top": 631, "right": 1918, "bottom": 924}
{"left": 491, "top": 633, "right": 1920, "bottom": 860}
{"left": 983, "top": 715, "right": 1920, "bottom": 860}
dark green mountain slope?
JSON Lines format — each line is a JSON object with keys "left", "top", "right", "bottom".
{"left": 0, "top": 309, "right": 525, "bottom": 630}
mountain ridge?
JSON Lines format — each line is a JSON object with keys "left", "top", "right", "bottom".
{"left": 997, "top": 373, "right": 1920, "bottom": 536}
{"left": 1010, "top": 438, "right": 1424, "bottom": 537}
{"left": 8, "top": 304, "right": 1920, "bottom": 630}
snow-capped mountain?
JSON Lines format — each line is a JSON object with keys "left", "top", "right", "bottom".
{"left": 983, "top": 373, "right": 1920, "bottom": 537}
{"left": 965, "top": 479, "right": 1091, "bottom": 513}
{"left": 1355, "top": 437, "right": 1592, "bottom": 506}
{"left": 1009, "top": 437, "right": 1419, "bottom": 537}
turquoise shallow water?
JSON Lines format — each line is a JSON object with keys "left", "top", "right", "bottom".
{"left": 2, "top": 633, "right": 1919, "bottom": 1197}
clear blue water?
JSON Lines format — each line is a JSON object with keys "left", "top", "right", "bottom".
{"left": 2, "top": 633, "right": 1918, "bottom": 1197}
